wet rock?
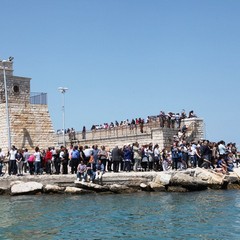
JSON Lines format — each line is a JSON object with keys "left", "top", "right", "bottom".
{"left": 0, "top": 187, "right": 8, "bottom": 195}
{"left": 65, "top": 187, "right": 94, "bottom": 194}
{"left": 140, "top": 183, "right": 152, "bottom": 191}
{"left": 75, "top": 181, "right": 110, "bottom": 192}
{"left": 43, "top": 184, "right": 65, "bottom": 193}
{"left": 108, "top": 184, "right": 136, "bottom": 194}
{"left": 149, "top": 182, "right": 166, "bottom": 192}
{"left": 11, "top": 181, "right": 43, "bottom": 195}
{"left": 167, "top": 186, "right": 189, "bottom": 192}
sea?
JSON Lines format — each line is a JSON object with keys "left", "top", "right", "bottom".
{"left": 0, "top": 190, "right": 240, "bottom": 240}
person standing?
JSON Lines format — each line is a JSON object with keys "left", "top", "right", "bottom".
{"left": 8, "top": 145, "right": 17, "bottom": 175}
{"left": 133, "top": 142, "right": 142, "bottom": 172}
{"left": 123, "top": 145, "right": 132, "bottom": 172}
{"left": 171, "top": 143, "right": 180, "bottom": 170}
{"left": 153, "top": 144, "right": 161, "bottom": 171}
{"left": 82, "top": 126, "right": 86, "bottom": 139}
{"left": 45, "top": 147, "right": 53, "bottom": 174}
{"left": 112, "top": 146, "right": 121, "bottom": 172}
{"left": 98, "top": 146, "right": 108, "bottom": 171}
{"left": 28, "top": 154, "right": 35, "bottom": 175}
{"left": 23, "top": 148, "right": 30, "bottom": 173}
{"left": 61, "top": 148, "right": 69, "bottom": 174}
{"left": 71, "top": 146, "right": 80, "bottom": 174}
{"left": 34, "top": 146, "right": 41, "bottom": 175}
{"left": 16, "top": 149, "right": 24, "bottom": 176}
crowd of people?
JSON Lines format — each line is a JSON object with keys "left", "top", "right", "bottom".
{"left": 89, "top": 110, "right": 197, "bottom": 132}
{"left": 54, "top": 110, "right": 197, "bottom": 142}
{"left": 0, "top": 136, "right": 239, "bottom": 182}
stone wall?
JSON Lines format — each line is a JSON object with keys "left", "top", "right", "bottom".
{"left": 56, "top": 118, "right": 205, "bottom": 150}
{"left": 0, "top": 103, "right": 56, "bottom": 152}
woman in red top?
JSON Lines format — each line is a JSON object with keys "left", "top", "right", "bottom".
{"left": 45, "top": 147, "right": 52, "bottom": 174}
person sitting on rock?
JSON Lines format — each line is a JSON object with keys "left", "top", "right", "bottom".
{"left": 77, "top": 160, "right": 87, "bottom": 182}
{"left": 87, "top": 155, "right": 96, "bottom": 183}
{"left": 215, "top": 157, "right": 227, "bottom": 174}
{"left": 226, "top": 152, "right": 234, "bottom": 172}
{"left": 95, "top": 159, "right": 105, "bottom": 184}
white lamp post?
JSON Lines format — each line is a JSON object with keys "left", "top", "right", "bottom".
{"left": 58, "top": 87, "right": 68, "bottom": 146}
{"left": 1, "top": 59, "right": 12, "bottom": 151}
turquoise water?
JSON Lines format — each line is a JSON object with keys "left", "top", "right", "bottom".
{"left": 0, "top": 190, "right": 240, "bottom": 240}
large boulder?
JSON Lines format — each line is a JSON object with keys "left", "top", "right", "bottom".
{"left": 170, "top": 168, "right": 225, "bottom": 190}
{"left": 11, "top": 181, "right": 43, "bottom": 195}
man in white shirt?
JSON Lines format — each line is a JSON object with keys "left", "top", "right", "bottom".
{"left": 9, "top": 145, "right": 17, "bottom": 175}
{"left": 84, "top": 146, "right": 93, "bottom": 162}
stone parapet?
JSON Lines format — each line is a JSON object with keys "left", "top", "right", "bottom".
{"left": 55, "top": 118, "right": 204, "bottom": 150}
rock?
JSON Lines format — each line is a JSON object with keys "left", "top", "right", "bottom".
{"left": 43, "top": 184, "right": 65, "bottom": 193}
{"left": 149, "top": 182, "right": 166, "bottom": 192}
{"left": 154, "top": 172, "right": 172, "bottom": 186}
{"left": 140, "top": 182, "right": 152, "bottom": 191}
{"left": 109, "top": 184, "right": 136, "bottom": 194}
{"left": 170, "top": 168, "right": 224, "bottom": 190}
{"left": 224, "top": 173, "right": 239, "bottom": 184}
{"left": 75, "top": 181, "right": 110, "bottom": 192}
{"left": 11, "top": 182, "right": 43, "bottom": 195}
{"left": 0, "top": 187, "right": 8, "bottom": 195}
{"left": 167, "top": 186, "right": 189, "bottom": 192}
{"left": 10, "top": 181, "right": 24, "bottom": 188}
{"left": 65, "top": 187, "right": 94, "bottom": 194}
{"left": 227, "top": 184, "right": 240, "bottom": 190}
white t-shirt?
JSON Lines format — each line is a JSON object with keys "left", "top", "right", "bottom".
{"left": 60, "top": 151, "right": 64, "bottom": 159}
{"left": 9, "top": 149, "right": 17, "bottom": 160}
{"left": 34, "top": 152, "right": 41, "bottom": 162}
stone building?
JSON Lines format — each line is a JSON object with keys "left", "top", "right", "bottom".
{"left": 0, "top": 59, "right": 55, "bottom": 152}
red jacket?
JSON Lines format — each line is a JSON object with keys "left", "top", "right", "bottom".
{"left": 45, "top": 151, "right": 52, "bottom": 161}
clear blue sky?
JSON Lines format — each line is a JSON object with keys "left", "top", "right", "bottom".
{"left": 1, "top": 0, "right": 240, "bottom": 145}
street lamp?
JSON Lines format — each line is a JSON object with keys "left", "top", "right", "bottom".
{"left": 1, "top": 59, "right": 12, "bottom": 151}
{"left": 58, "top": 87, "right": 68, "bottom": 146}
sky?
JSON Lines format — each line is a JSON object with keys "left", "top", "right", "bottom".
{"left": 1, "top": 0, "right": 240, "bottom": 146}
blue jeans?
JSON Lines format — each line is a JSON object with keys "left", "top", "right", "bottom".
{"left": 173, "top": 158, "right": 178, "bottom": 170}
{"left": 87, "top": 170, "right": 96, "bottom": 181}
{"left": 35, "top": 161, "right": 41, "bottom": 174}
{"left": 77, "top": 172, "right": 87, "bottom": 181}
{"left": 190, "top": 155, "right": 197, "bottom": 167}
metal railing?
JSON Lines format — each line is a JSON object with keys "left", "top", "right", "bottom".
{"left": 30, "top": 92, "right": 47, "bottom": 105}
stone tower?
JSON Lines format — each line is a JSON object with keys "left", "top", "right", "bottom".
{"left": 0, "top": 60, "right": 56, "bottom": 152}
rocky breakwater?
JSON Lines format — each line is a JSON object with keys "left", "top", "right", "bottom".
{"left": 1, "top": 168, "right": 240, "bottom": 196}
